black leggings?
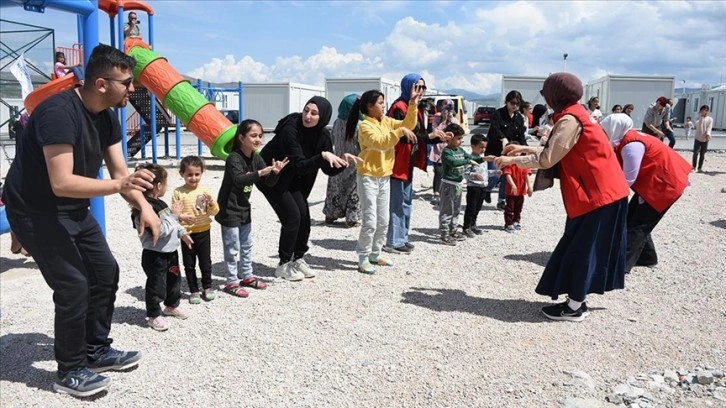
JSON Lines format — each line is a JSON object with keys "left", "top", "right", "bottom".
{"left": 259, "top": 186, "right": 310, "bottom": 263}
{"left": 692, "top": 140, "right": 708, "bottom": 170}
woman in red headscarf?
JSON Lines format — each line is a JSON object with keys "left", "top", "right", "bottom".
{"left": 494, "top": 73, "right": 630, "bottom": 322}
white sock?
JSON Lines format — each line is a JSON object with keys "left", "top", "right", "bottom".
{"left": 567, "top": 298, "right": 583, "bottom": 310}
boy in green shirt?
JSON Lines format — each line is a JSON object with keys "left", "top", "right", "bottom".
{"left": 439, "top": 124, "right": 484, "bottom": 245}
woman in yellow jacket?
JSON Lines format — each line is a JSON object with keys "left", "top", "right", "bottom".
{"left": 345, "top": 86, "right": 434, "bottom": 274}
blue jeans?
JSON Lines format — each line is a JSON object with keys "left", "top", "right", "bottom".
{"left": 69, "top": 66, "right": 84, "bottom": 81}
{"left": 486, "top": 161, "right": 505, "bottom": 203}
{"left": 386, "top": 177, "right": 413, "bottom": 247}
{"left": 221, "top": 223, "right": 253, "bottom": 285}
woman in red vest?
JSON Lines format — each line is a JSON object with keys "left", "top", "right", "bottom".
{"left": 494, "top": 73, "right": 630, "bottom": 322}
{"left": 601, "top": 113, "right": 691, "bottom": 274}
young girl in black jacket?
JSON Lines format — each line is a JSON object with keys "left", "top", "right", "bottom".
{"left": 257, "top": 96, "right": 359, "bottom": 281}
{"left": 216, "top": 120, "right": 288, "bottom": 295}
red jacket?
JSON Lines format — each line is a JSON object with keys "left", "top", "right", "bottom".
{"left": 389, "top": 99, "right": 428, "bottom": 181}
{"left": 615, "top": 130, "right": 691, "bottom": 212}
{"left": 555, "top": 104, "right": 629, "bottom": 218}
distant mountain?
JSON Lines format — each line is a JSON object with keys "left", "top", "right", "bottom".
{"left": 442, "top": 88, "right": 500, "bottom": 105}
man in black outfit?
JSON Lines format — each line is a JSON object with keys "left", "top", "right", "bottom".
{"left": 484, "top": 90, "right": 527, "bottom": 209}
{"left": 2, "top": 44, "right": 160, "bottom": 398}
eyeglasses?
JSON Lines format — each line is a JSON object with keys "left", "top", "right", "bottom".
{"left": 507, "top": 100, "right": 520, "bottom": 107}
{"left": 103, "top": 77, "right": 134, "bottom": 89}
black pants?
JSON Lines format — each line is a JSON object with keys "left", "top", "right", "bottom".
{"left": 142, "top": 250, "right": 182, "bottom": 317}
{"left": 661, "top": 123, "right": 676, "bottom": 148}
{"left": 181, "top": 229, "right": 212, "bottom": 293}
{"left": 7, "top": 210, "right": 119, "bottom": 372}
{"left": 259, "top": 187, "right": 310, "bottom": 263}
{"left": 504, "top": 195, "right": 524, "bottom": 226}
{"left": 463, "top": 186, "right": 486, "bottom": 229}
{"left": 624, "top": 194, "right": 669, "bottom": 273}
{"left": 692, "top": 140, "right": 708, "bottom": 170}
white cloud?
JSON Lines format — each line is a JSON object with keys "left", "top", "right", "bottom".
{"left": 187, "top": 1, "right": 726, "bottom": 96}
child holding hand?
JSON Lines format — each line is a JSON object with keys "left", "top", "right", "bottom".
{"left": 501, "top": 142, "right": 533, "bottom": 232}
{"left": 172, "top": 156, "right": 219, "bottom": 304}
{"left": 216, "top": 119, "right": 288, "bottom": 297}
{"left": 133, "top": 163, "right": 192, "bottom": 331}
{"left": 439, "top": 123, "right": 484, "bottom": 245}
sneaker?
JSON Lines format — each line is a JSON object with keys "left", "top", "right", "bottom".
{"left": 496, "top": 201, "right": 506, "bottom": 211}
{"left": 440, "top": 235, "right": 457, "bottom": 246}
{"left": 541, "top": 301, "right": 588, "bottom": 322}
{"left": 382, "top": 245, "right": 412, "bottom": 255}
{"left": 513, "top": 222, "right": 522, "bottom": 230}
{"left": 53, "top": 367, "right": 111, "bottom": 397}
{"left": 147, "top": 316, "right": 169, "bottom": 331}
{"left": 449, "top": 230, "right": 466, "bottom": 241}
{"left": 358, "top": 260, "right": 376, "bottom": 274}
{"left": 163, "top": 306, "right": 189, "bottom": 320}
{"left": 189, "top": 292, "right": 201, "bottom": 305}
{"left": 504, "top": 225, "right": 516, "bottom": 233}
{"left": 483, "top": 191, "right": 492, "bottom": 204}
{"left": 404, "top": 242, "right": 415, "bottom": 250}
{"left": 463, "top": 228, "right": 476, "bottom": 238}
{"left": 470, "top": 227, "right": 484, "bottom": 235}
{"left": 88, "top": 347, "right": 142, "bottom": 373}
{"left": 292, "top": 258, "right": 316, "bottom": 278}
{"left": 369, "top": 255, "right": 394, "bottom": 266}
{"left": 275, "top": 262, "right": 304, "bottom": 281}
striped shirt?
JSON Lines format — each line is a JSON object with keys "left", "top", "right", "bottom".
{"left": 171, "top": 185, "right": 219, "bottom": 233}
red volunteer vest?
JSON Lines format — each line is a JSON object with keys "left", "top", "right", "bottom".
{"left": 555, "top": 104, "right": 629, "bottom": 218}
{"left": 389, "top": 100, "right": 428, "bottom": 181}
{"left": 615, "top": 130, "right": 691, "bottom": 212}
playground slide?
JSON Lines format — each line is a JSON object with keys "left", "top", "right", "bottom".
{"left": 125, "top": 38, "right": 236, "bottom": 159}
{"left": 24, "top": 73, "right": 79, "bottom": 115}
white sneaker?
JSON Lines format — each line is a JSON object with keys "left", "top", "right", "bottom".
{"left": 292, "top": 258, "right": 316, "bottom": 278}
{"left": 275, "top": 262, "right": 304, "bottom": 281}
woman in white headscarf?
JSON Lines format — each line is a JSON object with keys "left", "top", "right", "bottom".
{"left": 601, "top": 113, "right": 691, "bottom": 274}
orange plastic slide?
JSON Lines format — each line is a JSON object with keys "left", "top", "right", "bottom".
{"left": 24, "top": 73, "right": 79, "bottom": 114}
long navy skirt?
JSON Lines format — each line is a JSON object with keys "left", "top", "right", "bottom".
{"left": 535, "top": 198, "right": 628, "bottom": 301}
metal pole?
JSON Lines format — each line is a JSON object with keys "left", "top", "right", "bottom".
{"left": 175, "top": 118, "right": 181, "bottom": 160}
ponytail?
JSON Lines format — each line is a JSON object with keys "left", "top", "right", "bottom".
{"left": 345, "top": 98, "right": 363, "bottom": 142}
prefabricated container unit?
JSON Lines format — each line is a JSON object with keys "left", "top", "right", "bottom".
{"left": 501, "top": 76, "right": 547, "bottom": 107}
{"left": 241, "top": 82, "right": 325, "bottom": 131}
{"left": 585, "top": 75, "right": 675, "bottom": 128}
{"left": 325, "top": 77, "right": 401, "bottom": 116}
{"left": 703, "top": 84, "right": 726, "bottom": 130}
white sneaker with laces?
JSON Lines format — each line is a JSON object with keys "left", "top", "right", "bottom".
{"left": 292, "top": 258, "right": 316, "bottom": 278}
{"left": 275, "top": 262, "right": 304, "bottom": 281}
{"left": 147, "top": 316, "right": 169, "bottom": 331}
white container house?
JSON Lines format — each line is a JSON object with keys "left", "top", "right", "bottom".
{"left": 325, "top": 77, "right": 401, "bottom": 116}
{"left": 501, "top": 76, "right": 547, "bottom": 107}
{"left": 585, "top": 75, "right": 675, "bottom": 127}
{"left": 240, "top": 82, "right": 325, "bottom": 131}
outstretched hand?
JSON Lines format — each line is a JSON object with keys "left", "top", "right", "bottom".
{"left": 322, "top": 151, "right": 348, "bottom": 168}
{"left": 401, "top": 127, "right": 418, "bottom": 144}
{"left": 271, "top": 158, "right": 290, "bottom": 174}
{"left": 343, "top": 153, "right": 363, "bottom": 165}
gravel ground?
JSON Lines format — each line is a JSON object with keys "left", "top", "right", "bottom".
{"left": 1, "top": 149, "right": 724, "bottom": 407}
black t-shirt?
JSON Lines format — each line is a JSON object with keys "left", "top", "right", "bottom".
{"left": 2, "top": 89, "right": 121, "bottom": 215}
{"left": 485, "top": 107, "right": 526, "bottom": 156}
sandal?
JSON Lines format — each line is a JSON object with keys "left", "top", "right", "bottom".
{"left": 223, "top": 283, "right": 249, "bottom": 298}
{"left": 189, "top": 292, "right": 202, "bottom": 305}
{"left": 201, "top": 289, "right": 216, "bottom": 301}
{"left": 240, "top": 276, "right": 267, "bottom": 290}
{"left": 358, "top": 260, "right": 376, "bottom": 274}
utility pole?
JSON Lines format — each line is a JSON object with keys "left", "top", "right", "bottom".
{"left": 682, "top": 80, "right": 686, "bottom": 96}
{"left": 563, "top": 53, "right": 568, "bottom": 72}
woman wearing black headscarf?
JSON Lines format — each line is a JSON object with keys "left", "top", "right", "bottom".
{"left": 259, "top": 96, "right": 359, "bottom": 281}
{"left": 494, "top": 73, "right": 630, "bottom": 322}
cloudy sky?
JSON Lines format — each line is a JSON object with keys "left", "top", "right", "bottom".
{"left": 3, "top": 0, "right": 726, "bottom": 94}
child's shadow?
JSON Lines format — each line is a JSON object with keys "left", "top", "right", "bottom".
{"left": 0, "top": 332, "right": 60, "bottom": 394}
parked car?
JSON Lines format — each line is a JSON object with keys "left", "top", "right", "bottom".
{"left": 474, "top": 106, "right": 495, "bottom": 125}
